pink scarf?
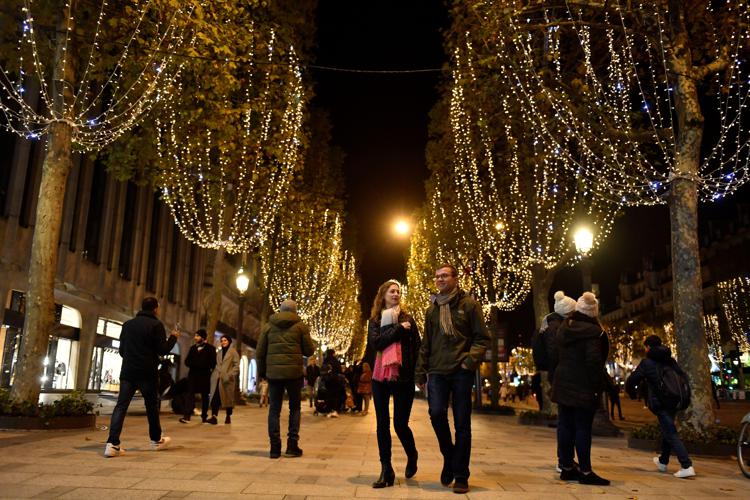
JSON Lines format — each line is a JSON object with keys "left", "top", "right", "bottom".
{"left": 373, "top": 307, "right": 403, "bottom": 382}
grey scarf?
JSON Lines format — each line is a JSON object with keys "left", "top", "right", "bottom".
{"left": 433, "top": 287, "right": 460, "bottom": 337}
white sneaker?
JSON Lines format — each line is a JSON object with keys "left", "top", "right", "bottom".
{"left": 653, "top": 457, "right": 667, "bottom": 472}
{"left": 674, "top": 466, "right": 695, "bottom": 479}
{"left": 330, "top": 411, "right": 339, "bottom": 418}
{"left": 103, "top": 443, "right": 123, "bottom": 457}
{"left": 150, "top": 436, "right": 171, "bottom": 451}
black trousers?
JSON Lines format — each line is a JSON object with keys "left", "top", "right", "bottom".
{"left": 372, "top": 379, "right": 417, "bottom": 463}
{"left": 108, "top": 377, "right": 161, "bottom": 445}
{"left": 210, "top": 382, "right": 233, "bottom": 417}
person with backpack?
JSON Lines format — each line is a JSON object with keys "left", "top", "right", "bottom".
{"left": 626, "top": 335, "right": 695, "bottom": 479}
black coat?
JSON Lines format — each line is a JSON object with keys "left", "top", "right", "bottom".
{"left": 367, "top": 311, "right": 421, "bottom": 382}
{"left": 550, "top": 312, "right": 609, "bottom": 410}
{"left": 185, "top": 342, "right": 216, "bottom": 393}
{"left": 306, "top": 364, "right": 320, "bottom": 387}
{"left": 625, "top": 345, "right": 683, "bottom": 413}
{"left": 119, "top": 311, "right": 177, "bottom": 382}
{"left": 540, "top": 312, "right": 563, "bottom": 382}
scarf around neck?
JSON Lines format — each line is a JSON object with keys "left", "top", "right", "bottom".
{"left": 433, "top": 287, "right": 460, "bottom": 337}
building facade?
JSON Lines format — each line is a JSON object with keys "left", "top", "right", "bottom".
{"left": 0, "top": 129, "right": 260, "bottom": 397}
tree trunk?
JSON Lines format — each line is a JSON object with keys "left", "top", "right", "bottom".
{"left": 10, "top": 3, "right": 77, "bottom": 405}
{"left": 667, "top": 0, "right": 715, "bottom": 429}
{"left": 205, "top": 248, "right": 226, "bottom": 337}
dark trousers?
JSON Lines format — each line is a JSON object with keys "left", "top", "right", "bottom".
{"left": 372, "top": 380, "right": 417, "bottom": 463}
{"left": 557, "top": 404, "right": 595, "bottom": 473}
{"left": 107, "top": 378, "right": 161, "bottom": 445}
{"left": 210, "top": 384, "right": 233, "bottom": 417}
{"left": 655, "top": 410, "right": 692, "bottom": 468}
{"left": 184, "top": 389, "right": 209, "bottom": 420}
{"left": 268, "top": 377, "right": 303, "bottom": 445}
{"left": 427, "top": 369, "right": 474, "bottom": 481}
{"left": 609, "top": 393, "right": 623, "bottom": 419}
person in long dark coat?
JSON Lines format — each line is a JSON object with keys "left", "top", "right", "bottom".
{"left": 551, "top": 292, "right": 610, "bottom": 486}
{"left": 180, "top": 329, "right": 216, "bottom": 423}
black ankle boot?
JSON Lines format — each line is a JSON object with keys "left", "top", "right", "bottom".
{"left": 372, "top": 462, "right": 395, "bottom": 488}
{"left": 405, "top": 451, "right": 418, "bottom": 478}
{"left": 440, "top": 459, "right": 453, "bottom": 487}
{"left": 284, "top": 439, "right": 303, "bottom": 457}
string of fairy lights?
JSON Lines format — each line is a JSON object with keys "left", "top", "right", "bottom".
{"left": 0, "top": 0, "right": 195, "bottom": 150}
{"left": 156, "top": 24, "right": 305, "bottom": 254}
{"left": 716, "top": 276, "right": 750, "bottom": 354}
{"left": 471, "top": 0, "right": 750, "bottom": 205}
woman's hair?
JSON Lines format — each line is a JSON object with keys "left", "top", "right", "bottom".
{"left": 221, "top": 334, "right": 232, "bottom": 345}
{"left": 369, "top": 279, "right": 408, "bottom": 321}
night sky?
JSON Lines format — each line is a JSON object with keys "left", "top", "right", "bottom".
{"left": 312, "top": 2, "right": 750, "bottom": 342}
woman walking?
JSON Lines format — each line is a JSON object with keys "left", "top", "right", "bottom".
{"left": 357, "top": 362, "right": 372, "bottom": 415}
{"left": 551, "top": 292, "right": 610, "bottom": 486}
{"left": 207, "top": 335, "right": 240, "bottom": 424}
{"left": 368, "top": 279, "right": 421, "bottom": 488}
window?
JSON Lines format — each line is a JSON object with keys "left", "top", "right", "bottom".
{"left": 83, "top": 160, "right": 107, "bottom": 263}
{"left": 118, "top": 182, "right": 138, "bottom": 279}
{"left": 146, "top": 192, "right": 161, "bottom": 292}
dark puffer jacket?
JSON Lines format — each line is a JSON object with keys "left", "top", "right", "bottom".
{"left": 537, "top": 312, "right": 563, "bottom": 382}
{"left": 256, "top": 311, "right": 315, "bottom": 380}
{"left": 550, "top": 312, "right": 609, "bottom": 410}
{"left": 119, "top": 311, "right": 176, "bottom": 382}
{"left": 625, "top": 344, "right": 683, "bottom": 413}
{"left": 367, "top": 311, "right": 421, "bottom": 382}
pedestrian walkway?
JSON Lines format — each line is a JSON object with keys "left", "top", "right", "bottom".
{"left": 0, "top": 399, "right": 746, "bottom": 498}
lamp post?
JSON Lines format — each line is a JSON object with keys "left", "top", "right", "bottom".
{"left": 235, "top": 265, "right": 250, "bottom": 401}
{"left": 573, "top": 227, "right": 620, "bottom": 436}
{"left": 573, "top": 227, "right": 594, "bottom": 293}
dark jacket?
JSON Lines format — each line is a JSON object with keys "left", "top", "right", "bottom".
{"left": 540, "top": 312, "right": 563, "bottom": 382}
{"left": 415, "top": 289, "right": 490, "bottom": 385}
{"left": 305, "top": 363, "right": 320, "bottom": 387}
{"left": 324, "top": 352, "right": 342, "bottom": 375}
{"left": 550, "top": 312, "right": 609, "bottom": 410}
{"left": 119, "top": 310, "right": 177, "bottom": 382}
{"left": 367, "top": 311, "right": 422, "bottom": 382}
{"left": 185, "top": 342, "right": 216, "bottom": 393}
{"left": 625, "top": 344, "right": 683, "bottom": 413}
{"left": 256, "top": 311, "right": 315, "bottom": 380}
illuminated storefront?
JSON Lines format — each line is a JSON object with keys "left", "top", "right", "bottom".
{"left": 88, "top": 318, "right": 123, "bottom": 392}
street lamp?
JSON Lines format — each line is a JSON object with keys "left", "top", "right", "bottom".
{"left": 394, "top": 219, "right": 410, "bottom": 236}
{"left": 235, "top": 265, "right": 250, "bottom": 398}
{"left": 573, "top": 227, "right": 594, "bottom": 292}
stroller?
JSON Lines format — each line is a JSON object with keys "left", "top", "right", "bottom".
{"left": 313, "top": 376, "right": 331, "bottom": 415}
{"left": 313, "top": 365, "right": 340, "bottom": 416}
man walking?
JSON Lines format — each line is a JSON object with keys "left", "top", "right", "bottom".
{"left": 305, "top": 357, "right": 320, "bottom": 408}
{"left": 415, "top": 264, "right": 490, "bottom": 493}
{"left": 256, "top": 299, "right": 316, "bottom": 458}
{"left": 626, "top": 335, "right": 695, "bottom": 478}
{"left": 180, "top": 329, "right": 216, "bottom": 423}
{"left": 104, "top": 297, "right": 178, "bottom": 457}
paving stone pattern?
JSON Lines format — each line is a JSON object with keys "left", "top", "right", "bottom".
{"left": 0, "top": 400, "right": 747, "bottom": 499}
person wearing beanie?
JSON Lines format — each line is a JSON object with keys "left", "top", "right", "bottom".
{"left": 180, "top": 328, "right": 217, "bottom": 423}
{"left": 533, "top": 291, "right": 577, "bottom": 474}
{"left": 551, "top": 292, "right": 610, "bottom": 486}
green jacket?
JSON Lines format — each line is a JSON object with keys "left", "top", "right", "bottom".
{"left": 257, "top": 311, "right": 315, "bottom": 380}
{"left": 415, "top": 289, "right": 490, "bottom": 385}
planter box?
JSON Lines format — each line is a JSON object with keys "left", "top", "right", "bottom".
{"left": 627, "top": 436, "right": 735, "bottom": 457}
{"left": 518, "top": 412, "right": 558, "bottom": 427}
{"left": 0, "top": 414, "right": 96, "bottom": 430}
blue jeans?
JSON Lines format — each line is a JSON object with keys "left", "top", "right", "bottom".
{"left": 107, "top": 378, "right": 162, "bottom": 445}
{"left": 372, "top": 380, "right": 417, "bottom": 463}
{"left": 427, "top": 369, "right": 474, "bottom": 481}
{"left": 655, "top": 410, "right": 692, "bottom": 468}
{"left": 557, "top": 404, "right": 595, "bottom": 472}
{"left": 268, "top": 378, "right": 303, "bottom": 445}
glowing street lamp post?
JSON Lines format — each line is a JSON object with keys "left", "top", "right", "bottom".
{"left": 573, "top": 228, "right": 620, "bottom": 436}
{"left": 235, "top": 266, "right": 250, "bottom": 401}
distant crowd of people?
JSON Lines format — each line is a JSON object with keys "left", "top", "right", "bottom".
{"left": 102, "top": 262, "right": 698, "bottom": 493}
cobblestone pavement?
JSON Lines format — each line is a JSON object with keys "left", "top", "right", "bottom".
{"left": 0, "top": 399, "right": 747, "bottom": 499}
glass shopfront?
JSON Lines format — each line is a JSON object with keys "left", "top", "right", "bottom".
{"left": 89, "top": 318, "right": 123, "bottom": 392}
{"left": 0, "top": 291, "right": 81, "bottom": 390}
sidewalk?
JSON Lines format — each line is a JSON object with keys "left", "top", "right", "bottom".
{"left": 0, "top": 399, "right": 747, "bottom": 499}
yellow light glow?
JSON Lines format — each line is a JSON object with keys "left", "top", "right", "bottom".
{"left": 573, "top": 227, "right": 594, "bottom": 255}
{"left": 394, "top": 220, "right": 411, "bottom": 235}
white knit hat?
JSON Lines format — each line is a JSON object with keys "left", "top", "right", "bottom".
{"left": 576, "top": 291, "right": 599, "bottom": 318}
{"left": 553, "top": 291, "right": 576, "bottom": 316}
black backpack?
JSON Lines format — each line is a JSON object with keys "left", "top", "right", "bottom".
{"left": 657, "top": 363, "right": 691, "bottom": 411}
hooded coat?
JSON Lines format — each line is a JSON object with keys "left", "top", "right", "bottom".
{"left": 209, "top": 346, "right": 240, "bottom": 408}
{"left": 550, "top": 312, "right": 609, "bottom": 410}
{"left": 256, "top": 311, "right": 316, "bottom": 380}
{"left": 625, "top": 344, "right": 684, "bottom": 413}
